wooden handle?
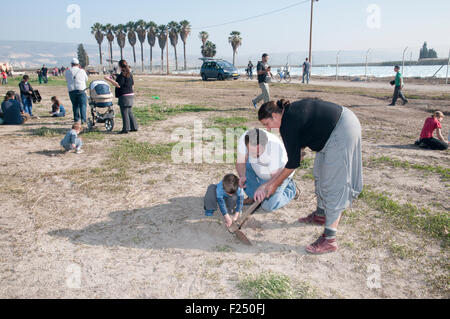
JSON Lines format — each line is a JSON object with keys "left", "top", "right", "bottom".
{"left": 228, "top": 201, "right": 261, "bottom": 233}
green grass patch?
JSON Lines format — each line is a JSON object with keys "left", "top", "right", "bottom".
{"left": 213, "top": 116, "right": 249, "bottom": 126}
{"left": 367, "top": 156, "right": 450, "bottom": 181}
{"left": 111, "top": 138, "right": 176, "bottom": 164}
{"left": 300, "top": 157, "right": 314, "bottom": 169}
{"left": 6, "top": 76, "right": 67, "bottom": 87}
{"left": 238, "top": 272, "right": 318, "bottom": 299}
{"left": 389, "top": 243, "right": 414, "bottom": 260}
{"left": 81, "top": 130, "right": 106, "bottom": 140}
{"left": 29, "top": 127, "right": 66, "bottom": 137}
{"left": 359, "top": 188, "right": 450, "bottom": 247}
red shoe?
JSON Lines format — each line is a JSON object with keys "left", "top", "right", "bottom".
{"left": 298, "top": 212, "right": 326, "bottom": 225}
{"left": 305, "top": 235, "right": 338, "bottom": 254}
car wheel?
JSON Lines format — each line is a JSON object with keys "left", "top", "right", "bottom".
{"left": 201, "top": 73, "right": 207, "bottom": 81}
{"left": 218, "top": 74, "right": 224, "bottom": 81}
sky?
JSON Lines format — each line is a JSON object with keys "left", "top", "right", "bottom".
{"left": 1, "top": 0, "right": 449, "bottom": 59}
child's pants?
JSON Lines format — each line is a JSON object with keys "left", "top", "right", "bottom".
{"left": 62, "top": 138, "right": 82, "bottom": 151}
{"left": 204, "top": 184, "right": 237, "bottom": 216}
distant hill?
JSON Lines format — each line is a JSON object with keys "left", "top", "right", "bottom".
{"left": 1, "top": 39, "right": 445, "bottom": 69}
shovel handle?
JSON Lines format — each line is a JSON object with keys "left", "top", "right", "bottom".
{"left": 228, "top": 201, "right": 261, "bottom": 233}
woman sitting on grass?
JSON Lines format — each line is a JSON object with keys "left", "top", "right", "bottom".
{"left": 416, "top": 111, "right": 448, "bottom": 150}
{"left": 1, "top": 91, "right": 30, "bottom": 125}
{"left": 49, "top": 96, "right": 66, "bottom": 117}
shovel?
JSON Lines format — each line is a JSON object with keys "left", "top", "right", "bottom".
{"left": 228, "top": 201, "right": 261, "bottom": 245}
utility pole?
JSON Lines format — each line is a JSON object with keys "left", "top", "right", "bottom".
{"left": 308, "top": 0, "right": 318, "bottom": 76}
{"left": 364, "top": 48, "right": 371, "bottom": 81}
{"left": 336, "top": 50, "right": 341, "bottom": 81}
{"left": 446, "top": 49, "right": 449, "bottom": 85}
{"left": 402, "top": 46, "right": 408, "bottom": 75}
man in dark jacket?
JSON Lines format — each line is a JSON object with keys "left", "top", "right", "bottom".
{"left": 41, "top": 65, "right": 48, "bottom": 84}
{"left": 19, "top": 75, "right": 34, "bottom": 116}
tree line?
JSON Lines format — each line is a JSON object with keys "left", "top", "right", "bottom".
{"left": 91, "top": 21, "right": 243, "bottom": 71}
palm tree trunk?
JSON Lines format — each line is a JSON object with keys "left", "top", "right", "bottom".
{"left": 161, "top": 49, "right": 164, "bottom": 74}
{"left": 140, "top": 43, "right": 144, "bottom": 72}
{"left": 233, "top": 51, "right": 236, "bottom": 66}
{"left": 120, "top": 47, "right": 123, "bottom": 60}
{"left": 174, "top": 46, "right": 178, "bottom": 70}
{"left": 98, "top": 44, "right": 103, "bottom": 65}
{"left": 109, "top": 42, "right": 113, "bottom": 65}
{"left": 132, "top": 46, "right": 136, "bottom": 63}
{"left": 183, "top": 42, "right": 187, "bottom": 70}
{"left": 150, "top": 46, "right": 153, "bottom": 73}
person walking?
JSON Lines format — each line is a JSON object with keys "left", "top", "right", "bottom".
{"left": 41, "top": 65, "right": 48, "bottom": 84}
{"left": 104, "top": 59, "right": 138, "bottom": 134}
{"left": 257, "top": 98, "right": 363, "bottom": 254}
{"left": 19, "top": 75, "right": 34, "bottom": 117}
{"left": 389, "top": 65, "right": 408, "bottom": 106}
{"left": 252, "top": 53, "right": 272, "bottom": 109}
{"left": 246, "top": 61, "right": 254, "bottom": 79}
{"left": 302, "top": 58, "right": 310, "bottom": 84}
{"left": 65, "top": 58, "right": 89, "bottom": 124}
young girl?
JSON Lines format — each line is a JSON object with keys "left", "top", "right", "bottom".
{"left": 49, "top": 96, "right": 66, "bottom": 117}
{"left": 417, "top": 111, "right": 448, "bottom": 150}
{"left": 61, "top": 122, "right": 83, "bottom": 154}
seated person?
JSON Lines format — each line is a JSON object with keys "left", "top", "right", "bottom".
{"left": 416, "top": 111, "right": 448, "bottom": 150}
{"left": 204, "top": 174, "right": 244, "bottom": 228}
{"left": 1, "top": 91, "right": 30, "bottom": 125}
{"left": 49, "top": 96, "right": 66, "bottom": 117}
{"left": 236, "top": 128, "right": 298, "bottom": 212}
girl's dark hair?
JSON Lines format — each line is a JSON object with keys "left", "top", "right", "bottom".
{"left": 119, "top": 60, "right": 131, "bottom": 78}
{"left": 23, "top": 75, "right": 29, "bottom": 80}
{"left": 258, "top": 99, "right": 290, "bottom": 121}
{"left": 4, "top": 91, "right": 15, "bottom": 102}
{"left": 222, "top": 174, "right": 239, "bottom": 194}
{"left": 51, "top": 96, "right": 60, "bottom": 106}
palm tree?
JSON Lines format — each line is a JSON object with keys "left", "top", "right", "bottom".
{"left": 157, "top": 24, "right": 168, "bottom": 73}
{"left": 91, "top": 23, "right": 104, "bottom": 65}
{"left": 114, "top": 24, "right": 127, "bottom": 60}
{"left": 126, "top": 21, "right": 137, "bottom": 64}
{"left": 104, "top": 24, "right": 115, "bottom": 65}
{"left": 228, "top": 31, "right": 242, "bottom": 66}
{"left": 147, "top": 21, "right": 157, "bottom": 73}
{"left": 168, "top": 21, "right": 180, "bottom": 70}
{"left": 135, "top": 20, "right": 147, "bottom": 72}
{"left": 179, "top": 20, "right": 191, "bottom": 70}
{"left": 202, "top": 41, "right": 216, "bottom": 58}
{"left": 199, "top": 31, "right": 209, "bottom": 47}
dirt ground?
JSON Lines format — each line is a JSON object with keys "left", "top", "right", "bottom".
{"left": 0, "top": 75, "right": 449, "bottom": 299}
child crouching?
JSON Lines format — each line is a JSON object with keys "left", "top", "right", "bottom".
{"left": 61, "top": 122, "right": 83, "bottom": 154}
{"left": 204, "top": 174, "right": 244, "bottom": 228}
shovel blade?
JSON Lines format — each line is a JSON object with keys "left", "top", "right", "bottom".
{"left": 235, "top": 230, "right": 252, "bottom": 245}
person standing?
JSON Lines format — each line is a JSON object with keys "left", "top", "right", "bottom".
{"left": 257, "top": 98, "right": 363, "bottom": 254}
{"left": 41, "top": 65, "right": 48, "bottom": 84}
{"left": 104, "top": 59, "right": 138, "bottom": 134}
{"left": 65, "top": 58, "right": 89, "bottom": 124}
{"left": 302, "top": 58, "right": 310, "bottom": 84}
{"left": 19, "top": 75, "right": 34, "bottom": 117}
{"left": 1, "top": 70, "right": 7, "bottom": 85}
{"left": 389, "top": 65, "right": 408, "bottom": 106}
{"left": 252, "top": 53, "right": 272, "bottom": 109}
{"left": 246, "top": 60, "right": 254, "bottom": 79}
{"left": 37, "top": 69, "right": 43, "bottom": 84}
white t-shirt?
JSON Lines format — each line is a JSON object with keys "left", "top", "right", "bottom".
{"left": 237, "top": 130, "right": 293, "bottom": 181}
{"left": 65, "top": 66, "right": 88, "bottom": 92}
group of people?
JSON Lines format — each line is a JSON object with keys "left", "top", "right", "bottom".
{"left": 36, "top": 65, "right": 67, "bottom": 84}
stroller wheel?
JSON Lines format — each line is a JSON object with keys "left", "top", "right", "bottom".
{"left": 87, "top": 119, "right": 94, "bottom": 130}
{"left": 105, "top": 119, "right": 114, "bottom": 132}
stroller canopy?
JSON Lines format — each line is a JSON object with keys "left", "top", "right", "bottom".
{"left": 89, "top": 80, "right": 113, "bottom": 108}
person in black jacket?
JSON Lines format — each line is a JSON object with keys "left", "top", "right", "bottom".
{"left": 19, "top": 75, "right": 34, "bottom": 116}
{"left": 104, "top": 60, "right": 138, "bottom": 134}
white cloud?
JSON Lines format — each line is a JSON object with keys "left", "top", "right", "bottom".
{"left": 8, "top": 53, "right": 32, "bottom": 59}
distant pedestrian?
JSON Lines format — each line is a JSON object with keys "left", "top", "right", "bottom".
{"left": 65, "top": 58, "right": 89, "bottom": 124}
{"left": 1, "top": 70, "right": 7, "bottom": 85}
{"left": 252, "top": 53, "right": 272, "bottom": 109}
{"left": 389, "top": 65, "right": 408, "bottom": 106}
{"left": 41, "top": 65, "right": 48, "bottom": 84}
{"left": 302, "top": 58, "right": 310, "bottom": 84}
{"left": 37, "top": 69, "right": 43, "bottom": 84}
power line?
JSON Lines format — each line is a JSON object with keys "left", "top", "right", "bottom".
{"left": 192, "top": 0, "right": 310, "bottom": 30}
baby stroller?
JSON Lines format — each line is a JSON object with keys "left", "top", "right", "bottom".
{"left": 87, "top": 80, "right": 115, "bottom": 131}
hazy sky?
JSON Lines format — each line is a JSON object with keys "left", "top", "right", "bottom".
{"left": 1, "top": 0, "right": 449, "bottom": 56}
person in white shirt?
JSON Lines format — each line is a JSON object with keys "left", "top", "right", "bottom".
{"left": 236, "top": 128, "right": 298, "bottom": 212}
{"left": 65, "top": 58, "right": 88, "bottom": 124}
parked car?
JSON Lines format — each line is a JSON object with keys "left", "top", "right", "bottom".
{"left": 200, "top": 59, "right": 239, "bottom": 81}
{"left": 86, "top": 67, "right": 99, "bottom": 75}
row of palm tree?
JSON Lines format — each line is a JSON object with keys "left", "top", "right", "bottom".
{"left": 91, "top": 20, "right": 191, "bottom": 72}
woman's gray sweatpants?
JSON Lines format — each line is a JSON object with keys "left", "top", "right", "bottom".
{"left": 313, "top": 107, "right": 363, "bottom": 227}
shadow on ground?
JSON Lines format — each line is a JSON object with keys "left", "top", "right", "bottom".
{"left": 48, "top": 196, "right": 306, "bottom": 254}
